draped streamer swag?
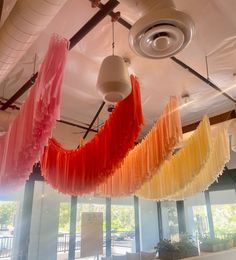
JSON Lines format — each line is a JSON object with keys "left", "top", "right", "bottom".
{"left": 136, "top": 116, "right": 211, "bottom": 199}
{"left": 40, "top": 75, "right": 144, "bottom": 195}
{"left": 167, "top": 127, "right": 230, "bottom": 200}
{"left": 96, "top": 96, "right": 182, "bottom": 197}
{"left": 136, "top": 116, "right": 230, "bottom": 200}
{"left": 0, "top": 34, "right": 69, "bottom": 191}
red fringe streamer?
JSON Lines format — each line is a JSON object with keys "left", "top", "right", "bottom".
{"left": 41, "top": 75, "right": 144, "bottom": 195}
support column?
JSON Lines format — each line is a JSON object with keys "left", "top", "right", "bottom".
{"left": 68, "top": 196, "right": 78, "bottom": 260}
{"left": 134, "top": 196, "right": 140, "bottom": 252}
{"left": 176, "top": 200, "right": 186, "bottom": 235}
{"left": 17, "top": 176, "right": 35, "bottom": 260}
{"left": 28, "top": 182, "right": 60, "bottom": 260}
{"left": 204, "top": 191, "right": 215, "bottom": 238}
{"left": 139, "top": 199, "right": 159, "bottom": 251}
{"left": 106, "top": 198, "right": 111, "bottom": 257}
{"left": 157, "top": 202, "right": 163, "bottom": 241}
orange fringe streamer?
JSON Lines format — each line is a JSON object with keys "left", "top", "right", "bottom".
{"left": 96, "top": 96, "right": 182, "bottom": 197}
{"left": 136, "top": 116, "right": 211, "bottom": 200}
{"left": 40, "top": 75, "right": 144, "bottom": 195}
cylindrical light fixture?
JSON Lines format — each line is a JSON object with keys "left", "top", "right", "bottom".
{"left": 96, "top": 55, "right": 131, "bottom": 103}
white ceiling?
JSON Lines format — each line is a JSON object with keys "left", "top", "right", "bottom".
{"left": 0, "top": 0, "right": 236, "bottom": 149}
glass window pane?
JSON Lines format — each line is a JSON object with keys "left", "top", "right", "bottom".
{"left": 76, "top": 197, "right": 106, "bottom": 259}
{"left": 210, "top": 190, "right": 236, "bottom": 238}
{"left": 184, "top": 192, "right": 209, "bottom": 240}
{"left": 57, "top": 202, "right": 70, "bottom": 259}
{"left": 0, "top": 186, "right": 24, "bottom": 259}
{"left": 111, "top": 197, "right": 135, "bottom": 255}
{"left": 161, "top": 201, "right": 179, "bottom": 241}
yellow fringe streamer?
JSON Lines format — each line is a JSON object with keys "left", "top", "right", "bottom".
{"left": 96, "top": 96, "right": 182, "bottom": 197}
{"left": 168, "top": 127, "right": 230, "bottom": 200}
{"left": 136, "top": 116, "right": 212, "bottom": 199}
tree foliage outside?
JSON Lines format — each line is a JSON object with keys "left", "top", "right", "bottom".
{"left": 192, "top": 205, "right": 209, "bottom": 237}
{"left": 111, "top": 205, "right": 134, "bottom": 232}
{"left": 193, "top": 204, "right": 236, "bottom": 238}
{"left": 76, "top": 203, "right": 106, "bottom": 232}
{"left": 58, "top": 203, "right": 135, "bottom": 233}
{"left": 58, "top": 203, "right": 70, "bottom": 233}
{"left": 166, "top": 203, "right": 179, "bottom": 241}
{"left": 0, "top": 201, "right": 17, "bottom": 229}
{"left": 212, "top": 204, "right": 236, "bottom": 236}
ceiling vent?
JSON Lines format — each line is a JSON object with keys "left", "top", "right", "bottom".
{"left": 129, "top": 0, "right": 195, "bottom": 59}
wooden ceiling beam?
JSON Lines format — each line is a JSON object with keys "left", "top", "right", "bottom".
{"left": 182, "top": 110, "right": 236, "bottom": 133}
{"left": 0, "top": 1, "right": 3, "bottom": 22}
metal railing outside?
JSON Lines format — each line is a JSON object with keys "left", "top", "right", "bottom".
{"left": 0, "top": 236, "right": 14, "bottom": 258}
{"left": 57, "top": 233, "right": 81, "bottom": 252}
{"left": 57, "top": 231, "right": 135, "bottom": 254}
{"left": 0, "top": 231, "right": 135, "bottom": 257}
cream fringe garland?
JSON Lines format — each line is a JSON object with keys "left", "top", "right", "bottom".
{"left": 168, "top": 127, "right": 230, "bottom": 200}
{"left": 136, "top": 116, "right": 212, "bottom": 199}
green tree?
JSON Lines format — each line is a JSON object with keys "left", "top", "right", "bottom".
{"left": 111, "top": 205, "right": 134, "bottom": 231}
{"left": 58, "top": 203, "right": 70, "bottom": 232}
{"left": 0, "top": 202, "right": 17, "bottom": 228}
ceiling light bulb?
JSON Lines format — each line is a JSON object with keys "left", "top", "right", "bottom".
{"left": 181, "top": 93, "right": 190, "bottom": 104}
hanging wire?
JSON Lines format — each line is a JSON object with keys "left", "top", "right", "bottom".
{"left": 205, "top": 55, "right": 209, "bottom": 80}
{"left": 33, "top": 53, "right": 37, "bottom": 75}
{"left": 112, "top": 21, "right": 115, "bottom": 55}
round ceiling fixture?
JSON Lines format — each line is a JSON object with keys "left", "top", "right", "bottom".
{"left": 96, "top": 55, "right": 131, "bottom": 103}
{"left": 129, "top": 1, "right": 195, "bottom": 59}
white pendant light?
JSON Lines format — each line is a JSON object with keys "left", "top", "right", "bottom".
{"left": 96, "top": 21, "right": 131, "bottom": 103}
{"left": 97, "top": 55, "right": 131, "bottom": 103}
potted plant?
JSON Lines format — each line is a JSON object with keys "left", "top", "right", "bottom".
{"left": 221, "top": 238, "right": 233, "bottom": 250}
{"left": 175, "top": 241, "right": 199, "bottom": 258}
{"left": 155, "top": 239, "right": 180, "bottom": 260}
{"left": 230, "top": 233, "right": 236, "bottom": 247}
{"left": 155, "top": 237, "right": 198, "bottom": 260}
{"left": 200, "top": 238, "right": 223, "bottom": 252}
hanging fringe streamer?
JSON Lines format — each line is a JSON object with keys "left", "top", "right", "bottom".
{"left": 136, "top": 116, "right": 212, "bottom": 199}
{"left": 96, "top": 96, "right": 182, "bottom": 197}
{"left": 0, "top": 34, "right": 69, "bottom": 191}
{"left": 168, "top": 127, "right": 230, "bottom": 200}
{"left": 41, "top": 75, "right": 144, "bottom": 195}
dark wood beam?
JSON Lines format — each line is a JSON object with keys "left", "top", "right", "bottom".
{"left": 94, "top": 4, "right": 236, "bottom": 104}
{"left": 58, "top": 119, "right": 98, "bottom": 134}
{"left": 81, "top": 101, "right": 105, "bottom": 141}
{"left": 182, "top": 110, "right": 236, "bottom": 133}
{"left": 171, "top": 57, "right": 236, "bottom": 104}
{"left": 0, "top": 100, "right": 99, "bottom": 133}
{"left": 0, "top": 0, "right": 4, "bottom": 22}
